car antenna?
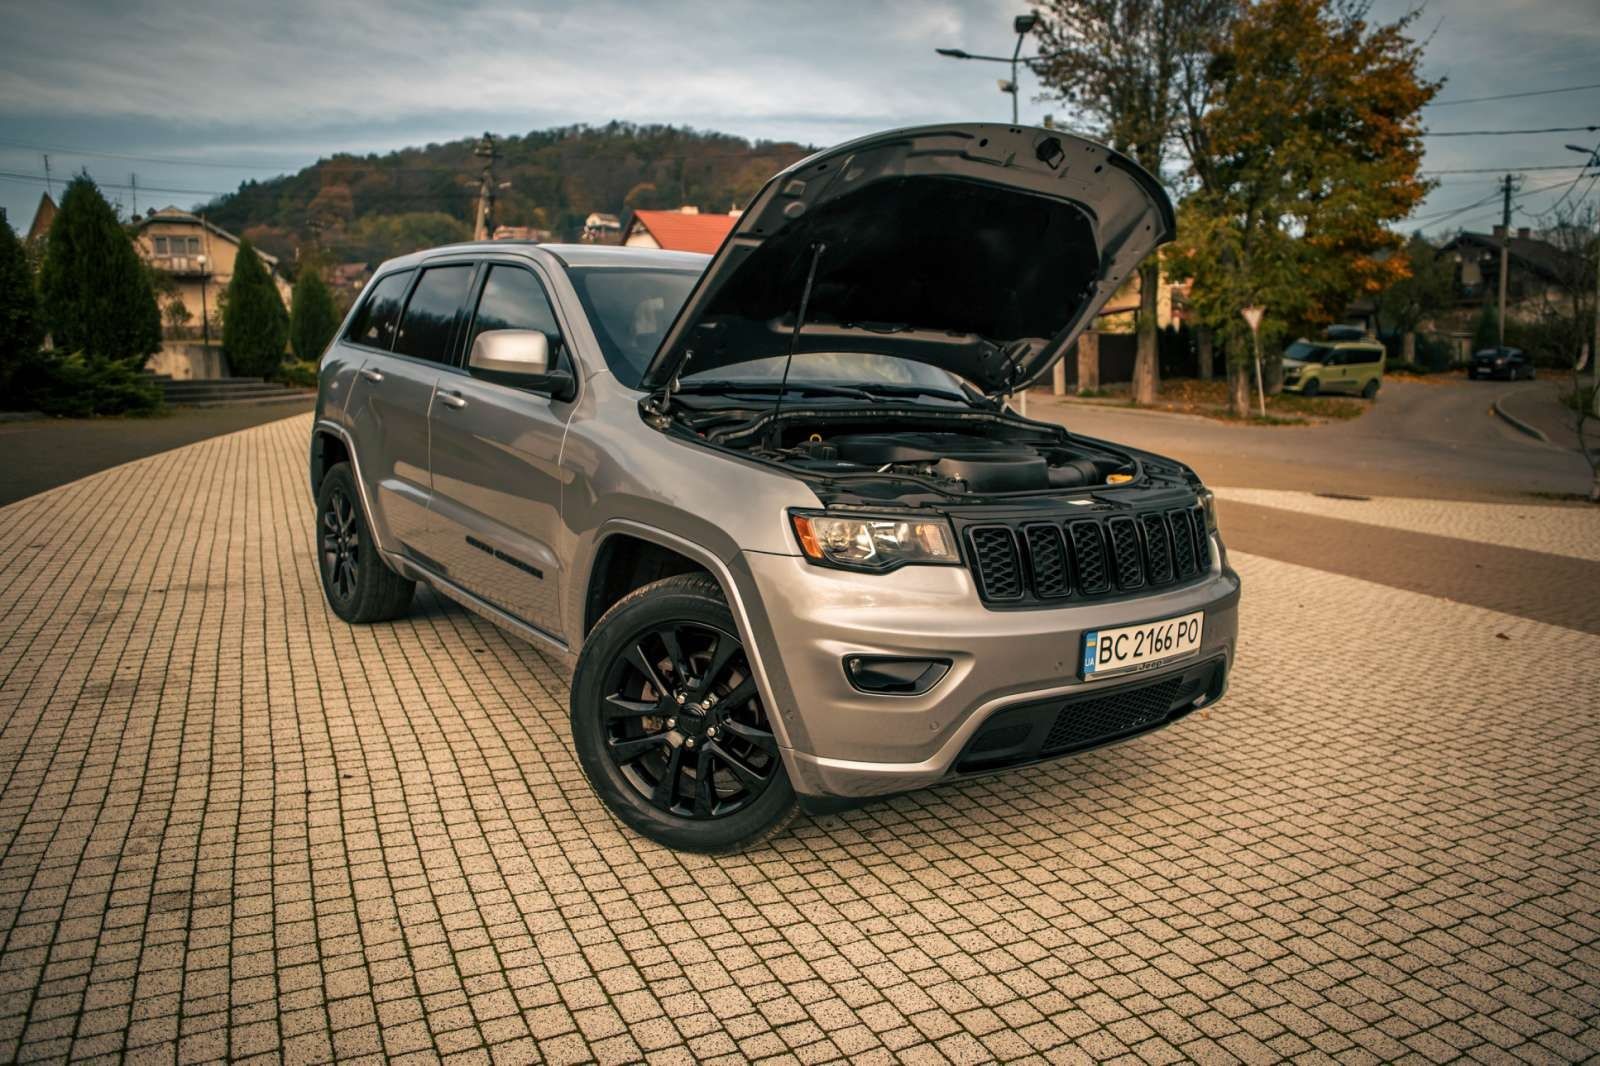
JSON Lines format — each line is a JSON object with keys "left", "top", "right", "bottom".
{"left": 767, "top": 241, "right": 827, "bottom": 448}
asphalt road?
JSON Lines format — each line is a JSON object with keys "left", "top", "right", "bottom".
{"left": 1032, "top": 377, "right": 1594, "bottom": 502}
{"left": 1030, "top": 377, "right": 1600, "bottom": 634}
{"left": 0, "top": 399, "right": 315, "bottom": 506}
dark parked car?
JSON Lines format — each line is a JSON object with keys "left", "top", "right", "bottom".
{"left": 1469, "top": 347, "right": 1535, "bottom": 381}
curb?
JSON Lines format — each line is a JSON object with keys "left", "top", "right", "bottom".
{"left": 1030, "top": 396, "right": 1221, "bottom": 426}
{"left": 1491, "top": 395, "right": 1549, "bottom": 444}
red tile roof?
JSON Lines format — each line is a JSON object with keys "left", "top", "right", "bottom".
{"left": 629, "top": 210, "right": 736, "bottom": 254}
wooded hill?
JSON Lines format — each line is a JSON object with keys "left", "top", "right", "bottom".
{"left": 202, "top": 122, "right": 813, "bottom": 269}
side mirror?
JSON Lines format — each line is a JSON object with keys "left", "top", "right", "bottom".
{"left": 467, "top": 329, "right": 574, "bottom": 400}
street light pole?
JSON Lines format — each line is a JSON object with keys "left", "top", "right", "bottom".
{"left": 197, "top": 254, "right": 210, "bottom": 348}
{"left": 1567, "top": 143, "right": 1600, "bottom": 411}
{"left": 936, "top": 14, "right": 1044, "bottom": 124}
{"left": 1242, "top": 306, "right": 1267, "bottom": 419}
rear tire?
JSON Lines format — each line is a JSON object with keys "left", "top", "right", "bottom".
{"left": 315, "top": 463, "right": 415, "bottom": 623}
{"left": 571, "top": 574, "right": 797, "bottom": 853}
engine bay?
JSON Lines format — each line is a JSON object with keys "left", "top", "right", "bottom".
{"left": 654, "top": 399, "right": 1143, "bottom": 502}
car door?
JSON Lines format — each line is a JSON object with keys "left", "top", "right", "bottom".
{"left": 423, "top": 259, "right": 576, "bottom": 640}
{"left": 344, "top": 261, "right": 477, "bottom": 557}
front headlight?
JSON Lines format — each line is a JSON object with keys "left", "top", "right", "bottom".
{"left": 790, "top": 511, "right": 959, "bottom": 572}
{"left": 1197, "top": 488, "right": 1219, "bottom": 535}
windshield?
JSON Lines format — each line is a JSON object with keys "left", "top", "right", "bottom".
{"left": 1285, "top": 341, "right": 1333, "bottom": 364}
{"left": 567, "top": 266, "right": 700, "bottom": 387}
{"left": 684, "top": 353, "right": 967, "bottom": 396}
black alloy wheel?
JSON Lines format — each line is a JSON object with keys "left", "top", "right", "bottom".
{"left": 599, "top": 620, "right": 779, "bottom": 820}
{"left": 322, "top": 488, "right": 360, "bottom": 602}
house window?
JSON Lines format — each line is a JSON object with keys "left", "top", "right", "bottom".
{"left": 186, "top": 237, "right": 201, "bottom": 253}
{"left": 154, "top": 237, "right": 168, "bottom": 254}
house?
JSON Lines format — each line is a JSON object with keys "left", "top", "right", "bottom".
{"left": 621, "top": 206, "right": 738, "bottom": 255}
{"left": 1438, "top": 226, "right": 1580, "bottom": 321}
{"left": 25, "top": 192, "right": 56, "bottom": 245}
{"left": 581, "top": 213, "right": 623, "bottom": 244}
{"left": 329, "top": 261, "right": 372, "bottom": 304}
{"left": 133, "top": 207, "right": 291, "bottom": 379}
{"left": 491, "top": 224, "right": 553, "bottom": 242}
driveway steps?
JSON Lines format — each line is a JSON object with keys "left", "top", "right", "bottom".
{"left": 145, "top": 373, "right": 314, "bottom": 408}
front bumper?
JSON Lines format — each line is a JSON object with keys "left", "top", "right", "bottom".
{"left": 739, "top": 546, "right": 1240, "bottom": 800}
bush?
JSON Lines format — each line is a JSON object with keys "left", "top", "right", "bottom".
{"left": 272, "top": 360, "right": 319, "bottom": 389}
{"left": 222, "top": 239, "right": 288, "bottom": 378}
{"left": 12, "top": 352, "right": 163, "bottom": 417}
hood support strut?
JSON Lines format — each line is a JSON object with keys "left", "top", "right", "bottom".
{"left": 766, "top": 241, "right": 828, "bottom": 448}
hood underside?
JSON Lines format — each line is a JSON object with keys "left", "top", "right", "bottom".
{"left": 639, "top": 123, "right": 1175, "bottom": 395}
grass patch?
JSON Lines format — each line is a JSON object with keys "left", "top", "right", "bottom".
{"left": 1069, "top": 377, "right": 1369, "bottom": 423}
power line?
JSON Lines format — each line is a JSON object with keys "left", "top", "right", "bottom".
{"left": 1422, "top": 163, "right": 1588, "bottom": 175}
{"left": 1427, "top": 81, "right": 1600, "bottom": 107}
{"left": 0, "top": 170, "right": 231, "bottom": 197}
{"left": 1423, "top": 125, "right": 1600, "bottom": 138}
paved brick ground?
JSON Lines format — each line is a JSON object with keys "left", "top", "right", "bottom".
{"left": 0, "top": 412, "right": 1596, "bottom": 1064}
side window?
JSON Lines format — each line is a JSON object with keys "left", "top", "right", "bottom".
{"left": 466, "top": 265, "right": 564, "bottom": 361}
{"left": 345, "top": 269, "right": 414, "bottom": 351}
{"left": 393, "top": 265, "right": 475, "bottom": 363}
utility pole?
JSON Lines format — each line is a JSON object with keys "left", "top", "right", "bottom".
{"left": 130, "top": 173, "right": 138, "bottom": 219}
{"left": 42, "top": 154, "right": 52, "bottom": 197}
{"left": 1496, "top": 173, "right": 1516, "bottom": 350}
{"left": 473, "top": 133, "right": 500, "bottom": 242}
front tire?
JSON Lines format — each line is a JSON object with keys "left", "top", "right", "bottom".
{"left": 1362, "top": 379, "right": 1379, "bottom": 400}
{"left": 571, "top": 574, "right": 797, "bottom": 853}
{"left": 315, "top": 463, "right": 415, "bottom": 623}
{"left": 1300, "top": 378, "right": 1320, "bottom": 398}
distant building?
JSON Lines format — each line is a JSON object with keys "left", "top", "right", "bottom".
{"left": 25, "top": 192, "right": 56, "bottom": 245}
{"left": 581, "top": 213, "right": 623, "bottom": 244}
{"left": 1438, "top": 226, "right": 1579, "bottom": 322}
{"left": 491, "top": 224, "right": 553, "bottom": 242}
{"left": 622, "top": 206, "right": 738, "bottom": 255}
{"left": 328, "top": 261, "right": 372, "bottom": 303}
{"left": 135, "top": 207, "right": 290, "bottom": 333}
{"left": 133, "top": 207, "right": 291, "bottom": 379}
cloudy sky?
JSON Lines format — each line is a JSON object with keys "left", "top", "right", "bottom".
{"left": 2, "top": 0, "right": 1597, "bottom": 236}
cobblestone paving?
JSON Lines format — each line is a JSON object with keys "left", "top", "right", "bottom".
{"left": 1211, "top": 487, "right": 1600, "bottom": 562}
{"left": 0, "top": 413, "right": 1596, "bottom": 1065}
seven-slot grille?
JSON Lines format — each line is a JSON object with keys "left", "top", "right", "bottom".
{"left": 964, "top": 504, "right": 1210, "bottom": 607}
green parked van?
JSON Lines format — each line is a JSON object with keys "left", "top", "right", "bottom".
{"left": 1281, "top": 337, "right": 1386, "bottom": 399}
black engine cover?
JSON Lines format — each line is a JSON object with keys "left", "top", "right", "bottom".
{"left": 830, "top": 432, "right": 1049, "bottom": 492}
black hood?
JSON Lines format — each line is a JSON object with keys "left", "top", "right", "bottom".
{"left": 639, "top": 123, "right": 1175, "bottom": 396}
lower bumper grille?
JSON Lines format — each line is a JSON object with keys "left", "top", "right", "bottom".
{"left": 955, "top": 657, "right": 1226, "bottom": 774}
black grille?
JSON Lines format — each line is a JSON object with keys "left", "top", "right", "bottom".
{"left": 1107, "top": 517, "right": 1144, "bottom": 590}
{"left": 1168, "top": 509, "right": 1196, "bottom": 576}
{"left": 964, "top": 503, "right": 1209, "bottom": 608}
{"left": 1141, "top": 513, "right": 1174, "bottom": 584}
{"left": 1191, "top": 506, "right": 1211, "bottom": 569}
{"left": 1023, "top": 525, "right": 1071, "bottom": 598}
{"left": 1068, "top": 521, "right": 1110, "bottom": 594}
{"left": 967, "top": 527, "right": 1023, "bottom": 600}
{"left": 1043, "top": 676, "right": 1187, "bottom": 753}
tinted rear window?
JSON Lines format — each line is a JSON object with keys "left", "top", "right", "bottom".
{"left": 394, "top": 265, "right": 475, "bottom": 363}
{"left": 345, "top": 269, "right": 413, "bottom": 350}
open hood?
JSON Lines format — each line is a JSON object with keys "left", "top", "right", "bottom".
{"left": 639, "top": 123, "right": 1175, "bottom": 396}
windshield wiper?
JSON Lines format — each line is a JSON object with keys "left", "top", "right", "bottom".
{"left": 852, "top": 383, "right": 970, "bottom": 404}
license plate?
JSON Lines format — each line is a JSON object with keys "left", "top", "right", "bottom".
{"left": 1081, "top": 611, "right": 1204, "bottom": 681}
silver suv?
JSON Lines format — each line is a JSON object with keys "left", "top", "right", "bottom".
{"left": 309, "top": 124, "right": 1240, "bottom": 852}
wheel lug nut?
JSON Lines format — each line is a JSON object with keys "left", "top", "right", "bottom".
{"left": 675, "top": 692, "right": 686, "bottom": 704}
{"left": 706, "top": 727, "right": 718, "bottom": 738}
{"left": 684, "top": 737, "right": 696, "bottom": 749}
{"left": 665, "top": 718, "right": 676, "bottom": 729}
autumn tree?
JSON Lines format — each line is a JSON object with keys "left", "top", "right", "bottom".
{"left": 1034, "top": 0, "right": 1235, "bottom": 405}
{"left": 1376, "top": 232, "right": 1456, "bottom": 362}
{"left": 1167, "top": 0, "right": 1437, "bottom": 415}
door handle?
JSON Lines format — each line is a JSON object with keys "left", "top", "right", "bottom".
{"left": 438, "top": 392, "right": 467, "bottom": 410}
{"left": 359, "top": 367, "right": 384, "bottom": 383}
